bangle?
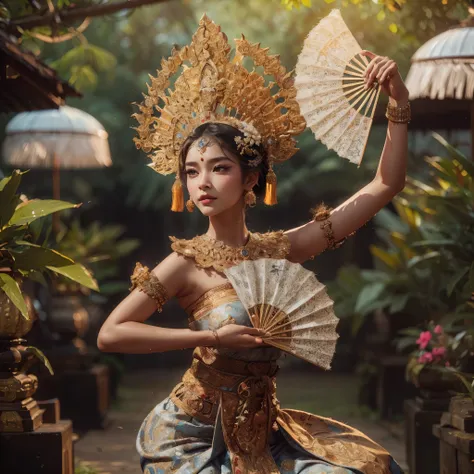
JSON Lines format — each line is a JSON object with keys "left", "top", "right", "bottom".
{"left": 212, "top": 329, "right": 221, "bottom": 347}
{"left": 385, "top": 102, "right": 411, "bottom": 124}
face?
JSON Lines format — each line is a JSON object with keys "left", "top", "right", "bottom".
{"left": 184, "top": 137, "right": 257, "bottom": 217}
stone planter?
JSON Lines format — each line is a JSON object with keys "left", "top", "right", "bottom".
{"left": 0, "top": 290, "right": 43, "bottom": 433}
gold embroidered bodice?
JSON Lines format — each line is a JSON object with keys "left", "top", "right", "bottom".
{"left": 185, "top": 283, "right": 282, "bottom": 362}
{"left": 170, "top": 231, "right": 291, "bottom": 273}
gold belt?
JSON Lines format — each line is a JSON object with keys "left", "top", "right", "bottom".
{"left": 170, "top": 347, "right": 280, "bottom": 456}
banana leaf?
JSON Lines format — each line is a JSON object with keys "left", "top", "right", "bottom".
{"left": 0, "top": 272, "right": 29, "bottom": 319}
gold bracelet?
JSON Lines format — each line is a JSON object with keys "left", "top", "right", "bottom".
{"left": 385, "top": 102, "right": 411, "bottom": 124}
{"left": 212, "top": 329, "right": 221, "bottom": 347}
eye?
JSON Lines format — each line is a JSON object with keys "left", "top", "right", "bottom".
{"left": 214, "top": 165, "right": 230, "bottom": 172}
{"left": 185, "top": 169, "right": 197, "bottom": 176}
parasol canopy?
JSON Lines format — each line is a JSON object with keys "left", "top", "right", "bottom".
{"left": 405, "top": 21, "right": 474, "bottom": 101}
{"left": 405, "top": 10, "right": 474, "bottom": 158}
{"left": 2, "top": 105, "right": 112, "bottom": 169}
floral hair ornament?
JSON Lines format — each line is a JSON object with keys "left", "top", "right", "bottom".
{"left": 132, "top": 15, "right": 306, "bottom": 211}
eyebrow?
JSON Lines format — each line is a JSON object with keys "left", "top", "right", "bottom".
{"left": 185, "top": 156, "right": 233, "bottom": 167}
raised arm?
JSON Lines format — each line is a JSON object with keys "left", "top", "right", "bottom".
{"left": 286, "top": 53, "right": 409, "bottom": 263}
{"left": 97, "top": 252, "right": 214, "bottom": 353}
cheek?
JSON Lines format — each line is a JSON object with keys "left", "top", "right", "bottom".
{"left": 215, "top": 173, "right": 242, "bottom": 191}
{"left": 186, "top": 178, "right": 198, "bottom": 197}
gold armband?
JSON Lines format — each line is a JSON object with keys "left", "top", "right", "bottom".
{"left": 311, "top": 204, "right": 350, "bottom": 251}
{"left": 130, "top": 262, "right": 169, "bottom": 312}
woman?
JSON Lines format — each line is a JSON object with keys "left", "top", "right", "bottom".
{"left": 98, "top": 15, "right": 409, "bottom": 474}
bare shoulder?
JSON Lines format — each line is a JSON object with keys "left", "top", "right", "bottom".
{"left": 148, "top": 251, "right": 194, "bottom": 299}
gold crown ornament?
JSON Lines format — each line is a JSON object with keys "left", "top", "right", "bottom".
{"left": 132, "top": 15, "right": 306, "bottom": 211}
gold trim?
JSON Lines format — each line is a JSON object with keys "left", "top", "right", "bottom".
{"left": 130, "top": 262, "right": 169, "bottom": 312}
{"left": 185, "top": 283, "right": 238, "bottom": 322}
{"left": 171, "top": 231, "right": 291, "bottom": 273}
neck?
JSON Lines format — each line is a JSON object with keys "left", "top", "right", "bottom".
{"left": 206, "top": 200, "right": 249, "bottom": 247}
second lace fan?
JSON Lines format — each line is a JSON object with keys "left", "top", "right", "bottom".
{"left": 224, "top": 258, "right": 339, "bottom": 370}
{"left": 295, "top": 9, "right": 381, "bottom": 166}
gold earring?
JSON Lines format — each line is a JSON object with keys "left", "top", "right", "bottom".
{"left": 186, "top": 199, "right": 195, "bottom": 212}
{"left": 244, "top": 190, "right": 257, "bottom": 208}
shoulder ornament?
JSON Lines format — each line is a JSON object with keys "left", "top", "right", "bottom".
{"left": 130, "top": 263, "right": 169, "bottom": 312}
{"left": 170, "top": 231, "right": 291, "bottom": 273}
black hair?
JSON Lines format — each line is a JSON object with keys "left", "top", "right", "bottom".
{"left": 178, "top": 122, "right": 269, "bottom": 198}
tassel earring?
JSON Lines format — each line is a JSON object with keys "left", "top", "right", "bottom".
{"left": 186, "top": 199, "right": 195, "bottom": 212}
{"left": 264, "top": 165, "right": 277, "bottom": 206}
{"left": 244, "top": 189, "right": 257, "bottom": 208}
{"left": 171, "top": 176, "right": 184, "bottom": 212}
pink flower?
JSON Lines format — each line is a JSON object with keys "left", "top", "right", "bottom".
{"left": 432, "top": 347, "right": 446, "bottom": 359}
{"left": 434, "top": 325, "right": 443, "bottom": 335}
{"left": 416, "top": 331, "right": 432, "bottom": 349}
{"left": 445, "top": 361, "right": 450, "bottom": 367}
{"left": 418, "top": 352, "right": 433, "bottom": 364}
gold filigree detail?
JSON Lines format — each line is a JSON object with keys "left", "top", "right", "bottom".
{"left": 130, "top": 262, "right": 169, "bottom": 312}
{"left": 170, "top": 231, "right": 291, "bottom": 273}
{"left": 311, "top": 203, "right": 353, "bottom": 251}
{"left": 168, "top": 349, "right": 394, "bottom": 474}
{"left": 185, "top": 283, "right": 238, "bottom": 322}
{"left": 132, "top": 15, "right": 306, "bottom": 178}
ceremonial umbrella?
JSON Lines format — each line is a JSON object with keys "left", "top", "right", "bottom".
{"left": 404, "top": 8, "right": 474, "bottom": 158}
{"left": 2, "top": 106, "right": 112, "bottom": 231}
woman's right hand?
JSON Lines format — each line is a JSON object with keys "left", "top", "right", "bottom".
{"left": 213, "top": 324, "right": 269, "bottom": 349}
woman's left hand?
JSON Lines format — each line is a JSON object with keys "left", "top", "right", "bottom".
{"left": 361, "top": 51, "right": 409, "bottom": 104}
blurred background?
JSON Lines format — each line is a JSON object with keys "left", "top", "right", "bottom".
{"left": 0, "top": 1, "right": 473, "bottom": 473}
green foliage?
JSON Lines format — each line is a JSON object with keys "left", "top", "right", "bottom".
{"left": 74, "top": 464, "right": 99, "bottom": 474}
{"left": 0, "top": 170, "right": 98, "bottom": 318}
{"left": 282, "top": 0, "right": 312, "bottom": 9}
{"left": 51, "top": 44, "right": 117, "bottom": 92}
{"left": 331, "top": 135, "right": 474, "bottom": 336}
{"left": 25, "top": 346, "right": 54, "bottom": 375}
{"left": 53, "top": 219, "right": 140, "bottom": 295}
{"left": 2, "top": 0, "right": 469, "bottom": 215}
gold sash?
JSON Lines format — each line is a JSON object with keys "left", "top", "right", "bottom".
{"left": 170, "top": 347, "right": 393, "bottom": 474}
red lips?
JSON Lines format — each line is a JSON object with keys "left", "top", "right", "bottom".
{"left": 198, "top": 194, "right": 216, "bottom": 201}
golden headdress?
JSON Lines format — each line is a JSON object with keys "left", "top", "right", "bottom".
{"left": 133, "top": 15, "right": 306, "bottom": 211}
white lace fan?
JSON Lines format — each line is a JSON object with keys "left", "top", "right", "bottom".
{"left": 295, "top": 9, "right": 381, "bottom": 166}
{"left": 223, "top": 258, "right": 339, "bottom": 370}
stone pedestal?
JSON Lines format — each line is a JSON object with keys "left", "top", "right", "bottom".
{"left": 434, "top": 396, "right": 474, "bottom": 474}
{"left": 0, "top": 419, "right": 74, "bottom": 474}
{"left": 38, "top": 363, "right": 110, "bottom": 430}
{"left": 405, "top": 393, "right": 450, "bottom": 474}
{"left": 0, "top": 347, "right": 45, "bottom": 432}
{"left": 38, "top": 398, "right": 61, "bottom": 424}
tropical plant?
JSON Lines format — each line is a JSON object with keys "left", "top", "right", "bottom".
{"left": 0, "top": 170, "right": 99, "bottom": 374}
{"left": 330, "top": 134, "right": 474, "bottom": 336}
{"left": 52, "top": 218, "right": 140, "bottom": 295}
{"left": 0, "top": 170, "right": 98, "bottom": 319}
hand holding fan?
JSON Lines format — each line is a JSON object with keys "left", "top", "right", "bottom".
{"left": 295, "top": 9, "right": 381, "bottom": 165}
{"left": 223, "top": 258, "right": 339, "bottom": 370}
